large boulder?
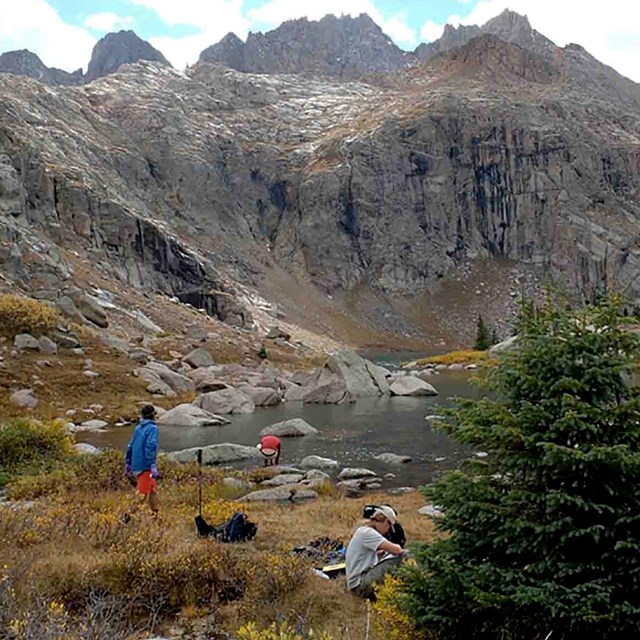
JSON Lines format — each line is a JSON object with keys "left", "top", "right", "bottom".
{"left": 260, "top": 418, "right": 317, "bottom": 437}
{"left": 37, "top": 335, "right": 58, "bottom": 355}
{"left": 135, "top": 362, "right": 194, "bottom": 396}
{"left": 303, "top": 379, "right": 354, "bottom": 404}
{"left": 389, "top": 376, "right": 438, "bottom": 396}
{"left": 194, "top": 387, "right": 255, "bottom": 414}
{"left": 238, "top": 385, "right": 282, "bottom": 407}
{"left": 69, "top": 290, "right": 109, "bottom": 328}
{"left": 183, "top": 347, "right": 215, "bottom": 368}
{"left": 241, "top": 486, "right": 318, "bottom": 503}
{"left": 325, "top": 350, "right": 388, "bottom": 397}
{"left": 284, "top": 383, "right": 310, "bottom": 401}
{"left": 338, "top": 467, "right": 378, "bottom": 480}
{"left": 157, "top": 403, "right": 230, "bottom": 427}
{"left": 10, "top": 389, "right": 38, "bottom": 408}
{"left": 260, "top": 473, "right": 305, "bottom": 487}
{"left": 167, "top": 443, "right": 262, "bottom": 464}
{"left": 489, "top": 336, "right": 519, "bottom": 357}
{"left": 299, "top": 455, "right": 339, "bottom": 470}
{"left": 14, "top": 334, "right": 39, "bottom": 350}
{"left": 374, "top": 453, "right": 412, "bottom": 465}
{"left": 56, "top": 296, "right": 85, "bottom": 324}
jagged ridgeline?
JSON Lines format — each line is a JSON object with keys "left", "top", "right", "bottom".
{"left": 0, "top": 10, "right": 639, "bottom": 344}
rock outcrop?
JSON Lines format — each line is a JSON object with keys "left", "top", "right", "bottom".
{"left": 0, "top": 12, "right": 639, "bottom": 344}
{"left": 200, "top": 14, "right": 409, "bottom": 79}
{"left": 0, "top": 50, "right": 82, "bottom": 85}
{"left": 84, "top": 30, "right": 170, "bottom": 83}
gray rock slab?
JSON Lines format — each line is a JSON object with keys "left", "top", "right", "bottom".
{"left": 241, "top": 486, "right": 318, "bottom": 503}
{"left": 10, "top": 388, "right": 38, "bottom": 408}
{"left": 35, "top": 338, "right": 57, "bottom": 357}
{"left": 74, "top": 442, "right": 101, "bottom": 455}
{"left": 183, "top": 347, "right": 215, "bottom": 368}
{"left": 194, "top": 387, "right": 254, "bottom": 414}
{"left": 259, "top": 418, "right": 317, "bottom": 437}
{"left": 239, "top": 385, "right": 282, "bottom": 407}
{"left": 489, "top": 336, "right": 519, "bottom": 357}
{"left": 338, "top": 467, "right": 378, "bottom": 480}
{"left": 14, "top": 334, "right": 39, "bottom": 350}
{"left": 157, "top": 403, "right": 230, "bottom": 427}
{"left": 168, "top": 443, "right": 262, "bottom": 465}
{"left": 419, "top": 504, "right": 445, "bottom": 517}
{"left": 260, "top": 473, "right": 305, "bottom": 487}
{"left": 299, "top": 455, "right": 339, "bottom": 470}
{"left": 389, "top": 376, "right": 438, "bottom": 396}
{"left": 79, "top": 419, "right": 109, "bottom": 430}
{"left": 373, "top": 453, "right": 412, "bottom": 465}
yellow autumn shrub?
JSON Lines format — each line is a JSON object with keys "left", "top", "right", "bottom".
{"left": 0, "top": 294, "right": 59, "bottom": 338}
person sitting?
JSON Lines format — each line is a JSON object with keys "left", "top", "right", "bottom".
{"left": 363, "top": 503, "right": 406, "bottom": 547}
{"left": 257, "top": 434, "right": 281, "bottom": 466}
{"left": 345, "top": 505, "right": 404, "bottom": 600}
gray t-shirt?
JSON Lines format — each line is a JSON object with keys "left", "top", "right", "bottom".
{"left": 345, "top": 526, "right": 386, "bottom": 590}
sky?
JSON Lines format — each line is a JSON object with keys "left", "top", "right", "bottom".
{"left": 1, "top": 0, "right": 639, "bottom": 82}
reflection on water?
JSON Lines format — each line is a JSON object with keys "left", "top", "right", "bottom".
{"left": 81, "top": 371, "right": 486, "bottom": 487}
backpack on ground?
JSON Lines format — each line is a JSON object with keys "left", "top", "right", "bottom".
{"left": 219, "top": 511, "right": 258, "bottom": 543}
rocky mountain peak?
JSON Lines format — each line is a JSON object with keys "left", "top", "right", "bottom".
{"left": 0, "top": 49, "right": 82, "bottom": 85}
{"left": 84, "top": 30, "right": 170, "bottom": 83}
{"left": 199, "top": 12, "right": 408, "bottom": 78}
{"left": 482, "top": 9, "right": 534, "bottom": 48}
{"left": 414, "top": 9, "right": 553, "bottom": 62}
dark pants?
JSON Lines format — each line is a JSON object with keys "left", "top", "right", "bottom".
{"left": 352, "top": 555, "right": 404, "bottom": 600}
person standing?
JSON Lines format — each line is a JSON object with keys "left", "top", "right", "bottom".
{"left": 124, "top": 404, "right": 159, "bottom": 516}
{"left": 345, "top": 505, "right": 404, "bottom": 599}
{"left": 257, "top": 434, "right": 281, "bottom": 466}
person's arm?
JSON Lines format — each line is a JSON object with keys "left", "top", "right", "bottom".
{"left": 125, "top": 437, "right": 133, "bottom": 466}
{"left": 378, "top": 539, "right": 403, "bottom": 556}
{"left": 145, "top": 425, "right": 159, "bottom": 468}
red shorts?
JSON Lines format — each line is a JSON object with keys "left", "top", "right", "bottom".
{"left": 136, "top": 470, "right": 157, "bottom": 496}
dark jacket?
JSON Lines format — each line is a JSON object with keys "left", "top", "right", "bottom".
{"left": 125, "top": 418, "right": 158, "bottom": 474}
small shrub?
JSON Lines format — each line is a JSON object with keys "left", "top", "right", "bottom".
{"left": 416, "top": 350, "right": 488, "bottom": 366}
{"left": 0, "top": 294, "right": 60, "bottom": 338}
{"left": 0, "top": 419, "right": 74, "bottom": 476}
{"left": 237, "top": 620, "right": 332, "bottom": 640}
{"left": 372, "top": 574, "right": 426, "bottom": 640}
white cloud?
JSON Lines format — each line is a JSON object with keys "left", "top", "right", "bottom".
{"left": 84, "top": 12, "right": 135, "bottom": 33}
{"left": 127, "top": 0, "right": 251, "bottom": 68}
{"left": 420, "top": 20, "right": 444, "bottom": 43}
{"left": 247, "top": 0, "right": 416, "bottom": 47}
{"left": 419, "top": 0, "right": 640, "bottom": 82}
{"left": 0, "top": 0, "right": 95, "bottom": 72}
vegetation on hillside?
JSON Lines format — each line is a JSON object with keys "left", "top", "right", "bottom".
{"left": 0, "top": 294, "right": 60, "bottom": 338}
{"left": 401, "top": 297, "right": 640, "bottom": 639}
{"left": 0, "top": 420, "right": 434, "bottom": 639}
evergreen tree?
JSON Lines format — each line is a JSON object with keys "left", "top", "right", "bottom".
{"left": 402, "top": 298, "right": 640, "bottom": 639}
{"left": 473, "top": 315, "right": 491, "bottom": 350}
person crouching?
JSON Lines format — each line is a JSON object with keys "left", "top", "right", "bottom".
{"left": 257, "top": 434, "right": 281, "bottom": 466}
{"left": 124, "top": 404, "right": 159, "bottom": 517}
{"left": 345, "top": 505, "right": 404, "bottom": 600}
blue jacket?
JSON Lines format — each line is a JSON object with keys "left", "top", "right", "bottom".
{"left": 125, "top": 418, "right": 158, "bottom": 473}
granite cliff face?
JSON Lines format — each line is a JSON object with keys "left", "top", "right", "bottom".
{"left": 200, "top": 13, "right": 409, "bottom": 78}
{"left": 0, "top": 17, "right": 639, "bottom": 344}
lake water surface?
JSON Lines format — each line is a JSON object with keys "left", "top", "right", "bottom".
{"left": 81, "top": 368, "right": 485, "bottom": 487}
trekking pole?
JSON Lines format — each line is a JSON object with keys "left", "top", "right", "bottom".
{"left": 197, "top": 448, "right": 203, "bottom": 518}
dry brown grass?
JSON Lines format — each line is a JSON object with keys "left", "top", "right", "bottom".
{"left": 1, "top": 449, "right": 437, "bottom": 639}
